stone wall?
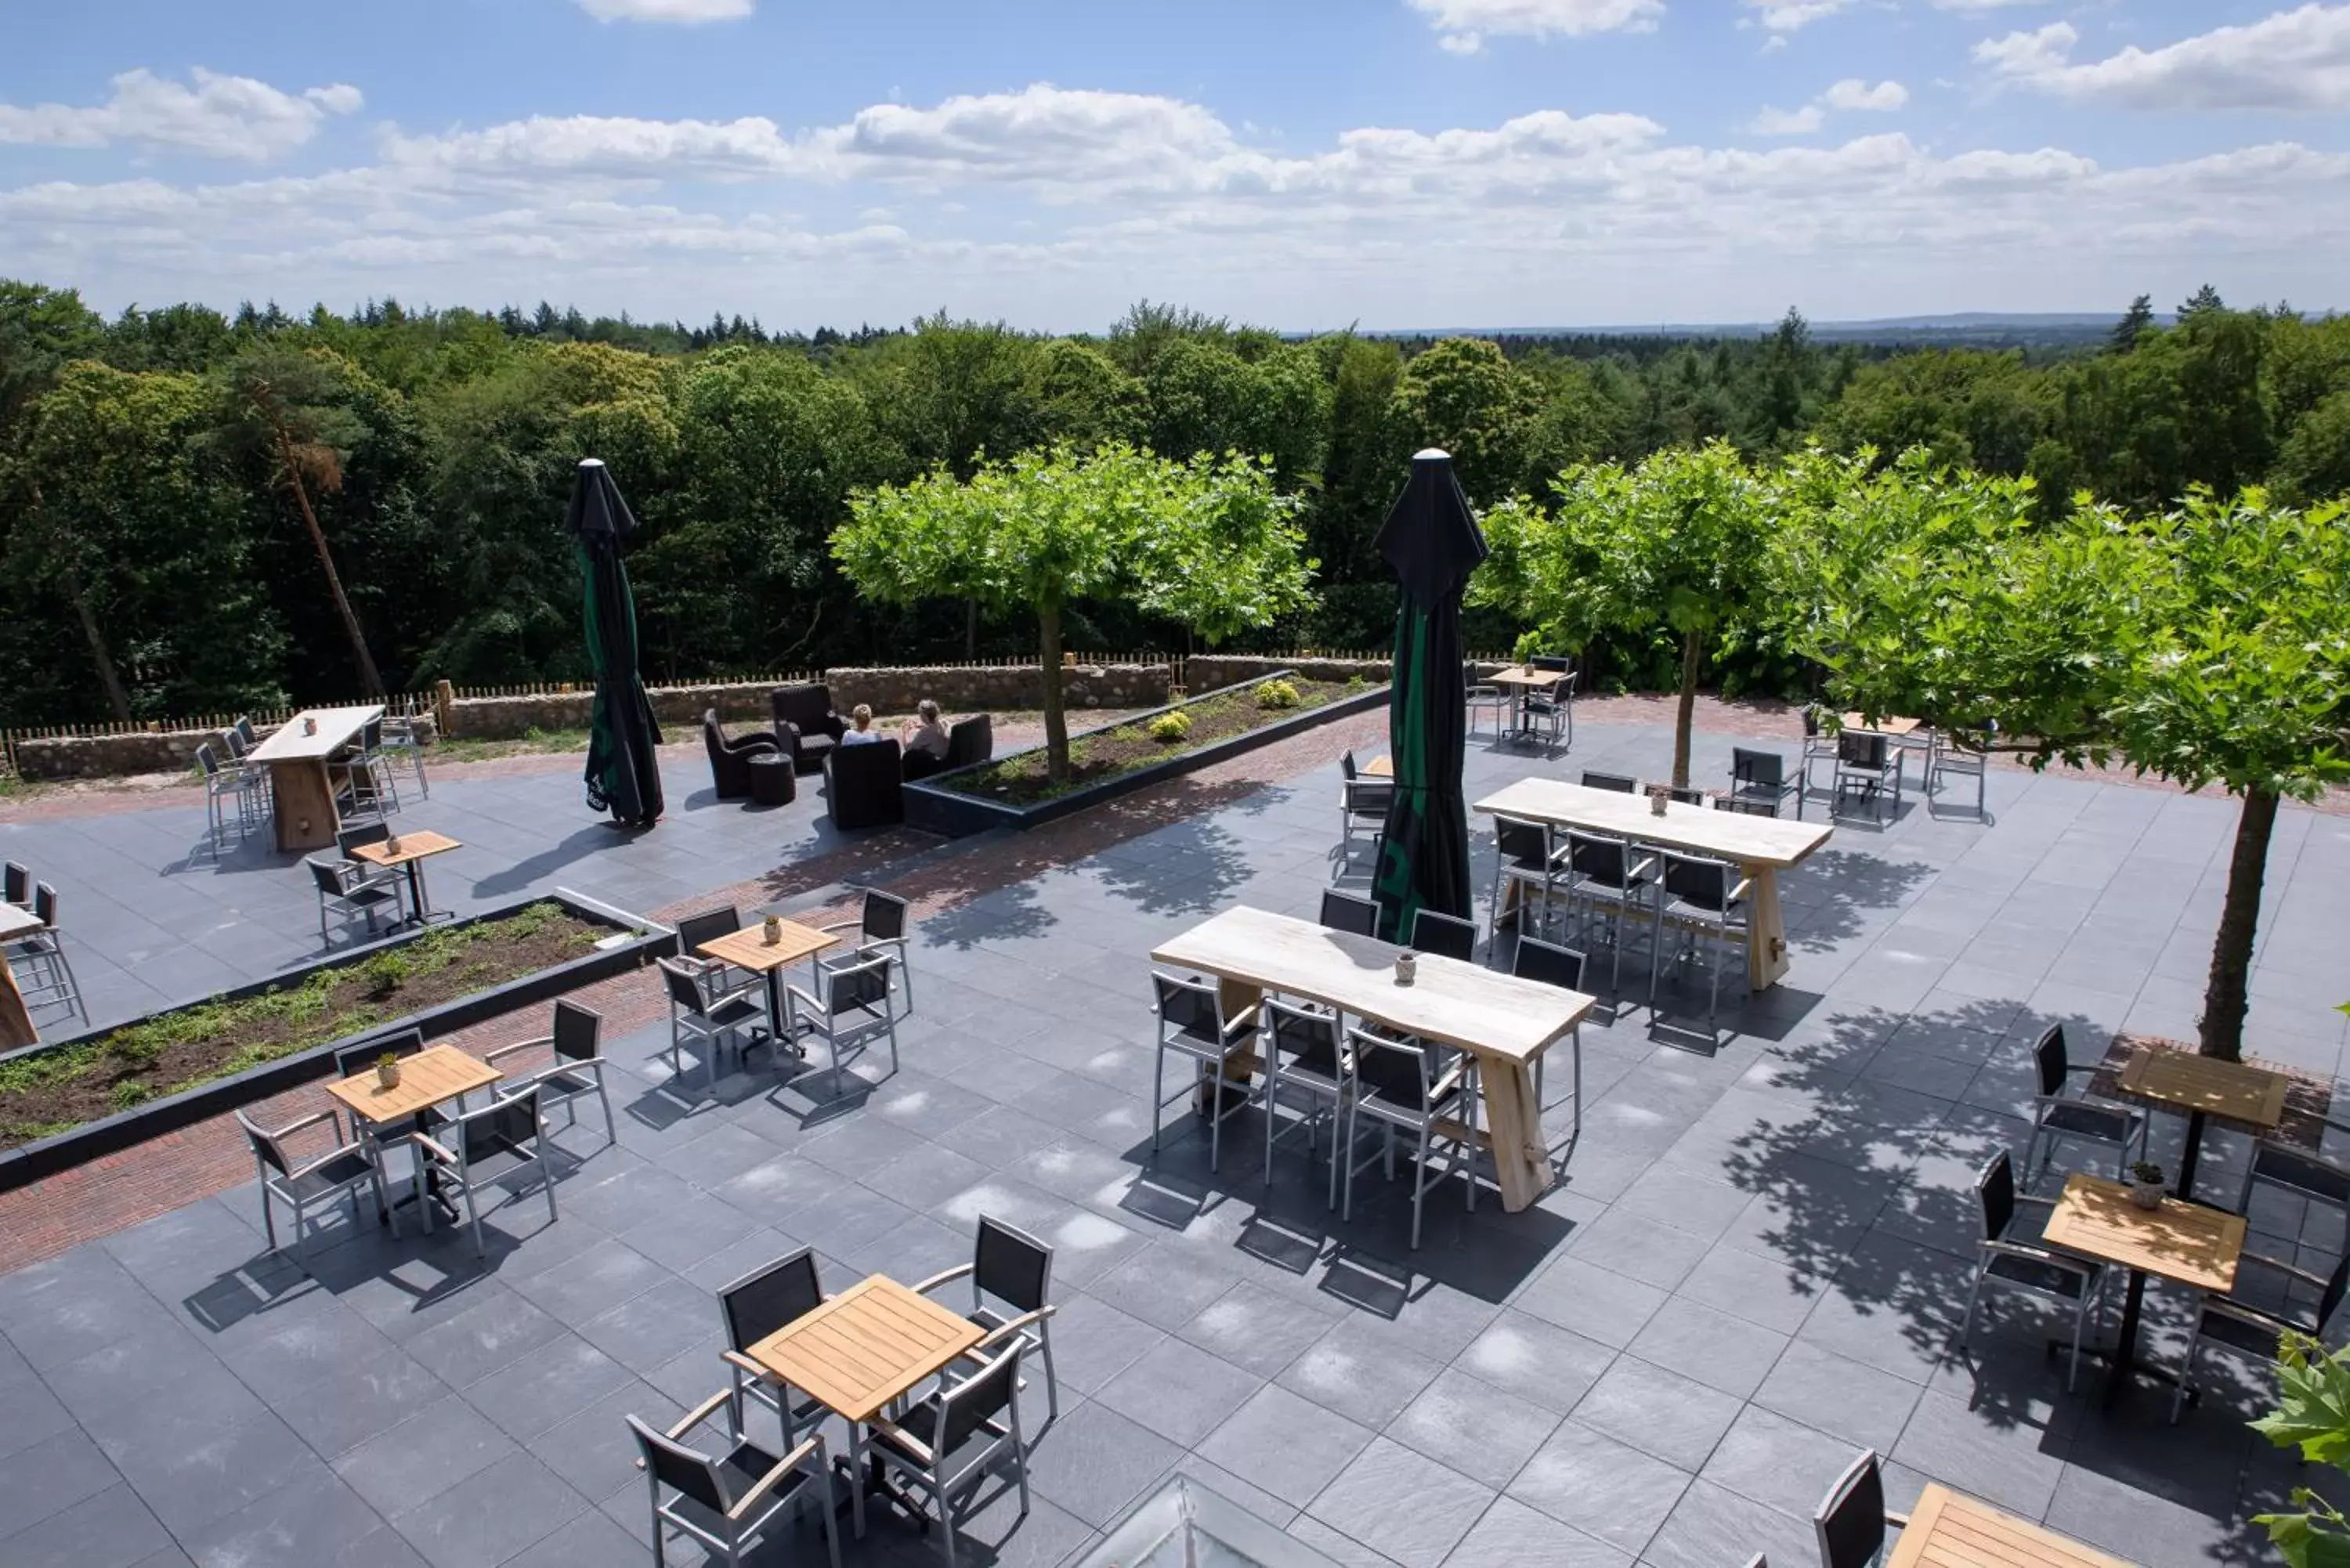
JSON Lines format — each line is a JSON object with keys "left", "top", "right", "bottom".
{"left": 1186, "top": 655, "right": 1392, "bottom": 690}
{"left": 826, "top": 663, "right": 1170, "bottom": 716}
{"left": 439, "top": 682, "right": 775, "bottom": 740}
{"left": 12, "top": 715, "right": 439, "bottom": 782}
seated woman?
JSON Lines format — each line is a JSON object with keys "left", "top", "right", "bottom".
{"left": 840, "top": 703, "right": 886, "bottom": 745}
{"left": 899, "top": 699, "right": 951, "bottom": 764}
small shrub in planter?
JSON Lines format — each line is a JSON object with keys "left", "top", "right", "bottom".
{"left": 1147, "top": 710, "right": 1193, "bottom": 742}
{"left": 1254, "top": 679, "right": 1301, "bottom": 710}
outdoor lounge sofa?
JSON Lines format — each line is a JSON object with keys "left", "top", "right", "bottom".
{"left": 771, "top": 683, "right": 847, "bottom": 774}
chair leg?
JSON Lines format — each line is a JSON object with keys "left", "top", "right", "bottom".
{"left": 1150, "top": 1043, "right": 1166, "bottom": 1154}
{"left": 2170, "top": 1327, "right": 2198, "bottom": 1423}
{"left": 2066, "top": 1293, "right": 2087, "bottom": 1393}
{"left": 1039, "top": 1319, "right": 1060, "bottom": 1419}
{"left": 1958, "top": 1266, "right": 1985, "bottom": 1349}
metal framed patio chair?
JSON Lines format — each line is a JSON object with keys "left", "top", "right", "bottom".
{"left": 1511, "top": 935, "right": 1587, "bottom": 1133}
{"left": 1522, "top": 661, "right": 1574, "bottom": 748}
{"left": 2170, "top": 1251, "right": 2350, "bottom": 1424}
{"left": 657, "top": 956, "right": 766, "bottom": 1092}
{"left": 1489, "top": 815, "right": 1566, "bottom": 942}
{"left": 1258, "top": 997, "right": 1354, "bottom": 1210}
{"left": 1464, "top": 662, "right": 1507, "bottom": 739}
{"left": 1649, "top": 850, "right": 1752, "bottom": 1041}
{"left": 627, "top": 1397, "right": 841, "bottom": 1568}
{"left": 864, "top": 1341, "right": 1031, "bottom": 1568}
{"left": 1340, "top": 1029, "right": 1480, "bottom": 1250}
{"left": 671, "top": 905, "right": 761, "bottom": 1003}
{"left": 308, "top": 855, "right": 404, "bottom": 944}
{"left": 1318, "top": 887, "right": 1380, "bottom": 938}
{"left": 1148, "top": 970, "right": 1258, "bottom": 1171}
{"left": 717, "top": 1247, "right": 830, "bottom": 1445}
{"left": 330, "top": 1028, "right": 438, "bottom": 1226}
{"left": 917, "top": 1214, "right": 1061, "bottom": 1421}
{"left": 195, "top": 741, "right": 267, "bottom": 846}
{"left": 1813, "top": 1450, "right": 1909, "bottom": 1568}
{"left": 1336, "top": 752, "right": 1392, "bottom": 876}
{"left": 2, "top": 861, "right": 26, "bottom": 908}
{"left": 2020, "top": 1024, "right": 2146, "bottom": 1189}
{"left": 2236, "top": 1140, "right": 2350, "bottom": 1257}
{"left": 485, "top": 999, "right": 613, "bottom": 1143}
{"left": 237, "top": 1106, "right": 386, "bottom": 1270}
{"left": 1405, "top": 907, "right": 1477, "bottom": 962}
{"left": 335, "top": 822, "right": 408, "bottom": 905}
{"left": 1958, "top": 1150, "right": 2107, "bottom": 1390}
{"left": 1559, "top": 829, "right": 1655, "bottom": 993}
{"left": 783, "top": 951, "right": 899, "bottom": 1100}
{"left": 1831, "top": 731, "right": 1901, "bottom": 825}
{"left": 1580, "top": 770, "right": 1638, "bottom": 793}
{"left": 5, "top": 882, "right": 85, "bottom": 1024}
{"left": 1799, "top": 707, "right": 1840, "bottom": 805}
{"left": 1727, "top": 747, "right": 1802, "bottom": 818}
{"left": 414, "top": 1084, "right": 558, "bottom": 1257}
{"left": 818, "top": 887, "right": 913, "bottom": 1017}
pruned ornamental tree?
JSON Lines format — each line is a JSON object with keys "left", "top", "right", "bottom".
{"left": 1474, "top": 440, "right": 1775, "bottom": 788}
{"left": 833, "top": 443, "right": 1314, "bottom": 784}
{"left": 1784, "top": 448, "right": 2350, "bottom": 1063}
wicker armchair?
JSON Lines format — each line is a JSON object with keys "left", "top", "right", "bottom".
{"left": 703, "top": 709, "right": 781, "bottom": 800}
{"left": 770, "top": 683, "right": 846, "bottom": 774}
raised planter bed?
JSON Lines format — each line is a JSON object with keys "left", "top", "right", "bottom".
{"left": 0, "top": 888, "right": 671, "bottom": 1191}
{"left": 903, "top": 670, "right": 1389, "bottom": 838}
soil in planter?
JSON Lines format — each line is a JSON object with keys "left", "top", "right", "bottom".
{"left": 940, "top": 678, "right": 1365, "bottom": 806}
{"left": 0, "top": 901, "right": 606, "bottom": 1149}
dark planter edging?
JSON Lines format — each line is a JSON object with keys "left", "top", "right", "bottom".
{"left": 902, "top": 670, "right": 1390, "bottom": 838}
{"left": 0, "top": 888, "right": 674, "bottom": 1194}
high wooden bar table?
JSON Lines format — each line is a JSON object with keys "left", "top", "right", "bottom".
{"left": 1152, "top": 904, "right": 1594, "bottom": 1211}
{"left": 1474, "top": 776, "right": 1833, "bottom": 990}
{"left": 0, "top": 901, "right": 42, "bottom": 1048}
{"left": 246, "top": 705, "right": 384, "bottom": 852}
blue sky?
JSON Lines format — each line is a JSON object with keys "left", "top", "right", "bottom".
{"left": 5, "top": 0, "right": 2345, "bottom": 330}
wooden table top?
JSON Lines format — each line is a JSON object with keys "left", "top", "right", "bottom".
{"left": 1152, "top": 904, "right": 1593, "bottom": 1067}
{"left": 2042, "top": 1173, "right": 2245, "bottom": 1292}
{"left": 1474, "top": 777, "right": 1834, "bottom": 870}
{"left": 1365, "top": 755, "right": 1393, "bottom": 779}
{"left": 1842, "top": 713, "right": 1926, "bottom": 737}
{"left": 349, "top": 831, "right": 462, "bottom": 869}
{"left": 0, "top": 903, "right": 45, "bottom": 940}
{"left": 2118, "top": 1043, "right": 2288, "bottom": 1129}
{"left": 1889, "top": 1483, "right": 2131, "bottom": 1568}
{"left": 324, "top": 1044, "right": 501, "bottom": 1125}
{"left": 700, "top": 919, "right": 838, "bottom": 974}
{"left": 246, "top": 705, "right": 385, "bottom": 764}
{"left": 1488, "top": 667, "right": 1564, "bottom": 689}
{"left": 745, "top": 1274, "right": 985, "bottom": 1425}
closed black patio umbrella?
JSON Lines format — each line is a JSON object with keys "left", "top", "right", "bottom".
{"left": 1372, "top": 449, "right": 1488, "bottom": 943}
{"left": 567, "top": 458, "right": 663, "bottom": 828}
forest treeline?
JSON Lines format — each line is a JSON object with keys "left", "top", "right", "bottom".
{"left": 2, "top": 280, "right": 2345, "bottom": 728}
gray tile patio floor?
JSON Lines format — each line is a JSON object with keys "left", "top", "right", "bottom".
{"left": 4, "top": 720, "right": 2345, "bottom": 1568}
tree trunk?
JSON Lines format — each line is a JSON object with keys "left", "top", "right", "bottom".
{"left": 279, "top": 435, "right": 386, "bottom": 699}
{"left": 1672, "top": 628, "right": 1701, "bottom": 789}
{"left": 60, "top": 558, "right": 133, "bottom": 722}
{"left": 1038, "top": 598, "right": 1068, "bottom": 784}
{"left": 965, "top": 598, "right": 978, "bottom": 659}
{"left": 2197, "top": 786, "right": 2277, "bottom": 1063}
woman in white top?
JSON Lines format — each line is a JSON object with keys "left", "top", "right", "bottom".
{"left": 840, "top": 703, "right": 885, "bottom": 745}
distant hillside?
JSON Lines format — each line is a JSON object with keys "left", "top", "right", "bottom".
{"left": 1368, "top": 313, "right": 2157, "bottom": 351}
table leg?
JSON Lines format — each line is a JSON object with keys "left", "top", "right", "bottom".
{"left": 0, "top": 962, "right": 35, "bottom": 1050}
{"left": 2174, "top": 1110, "right": 2210, "bottom": 1201}
{"left": 1479, "top": 1058, "right": 1553, "bottom": 1212}
{"left": 406, "top": 861, "right": 427, "bottom": 925}
{"left": 1747, "top": 865, "right": 1790, "bottom": 991}
{"left": 271, "top": 760, "right": 342, "bottom": 851}
{"left": 765, "top": 967, "right": 786, "bottom": 1049}
{"left": 2102, "top": 1267, "right": 2148, "bottom": 1406}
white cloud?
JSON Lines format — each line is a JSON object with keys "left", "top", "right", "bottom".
{"left": 1977, "top": 4, "right": 2350, "bottom": 110}
{"left": 1742, "top": 0, "right": 1854, "bottom": 33}
{"left": 1823, "top": 78, "right": 1909, "bottom": 110}
{"left": 574, "top": 0, "right": 754, "bottom": 21}
{"left": 1750, "top": 103, "right": 1826, "bottom": 133}
{"left": 1408, "top": 0, "right": 1664, "bottom": 53}
{"left": 1932, "top": 0, "right": 2045, "bottom": 11}
{"left": 0, "top": 67, "right": 362, "bottom": 161}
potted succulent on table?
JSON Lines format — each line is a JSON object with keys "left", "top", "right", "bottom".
{"left": 2129, "top": 1160, "right": 2167, "bottom": 1209}
{"left": 375, "top": 1051, "right": 403, "bottom": 1091}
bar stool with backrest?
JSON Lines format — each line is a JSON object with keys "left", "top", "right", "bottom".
{"left": 918, "top": 1216, "right": 1061, "bottom": 1421}
{"left": 1559, "top": 830, "right": 1655, "bottom": 992}
{"left": 1666, "top": 786, "right": 1708, "bottom": 807}
{"left": 1464, "top": 661, "right": 1506, "bottom": 738}
{"left": 1926, "top": 723, "right": 1990, "bottom": 816}
{"left": 5, "top": 883, "right": 84, "bottom": 1024}
{"left": 1341, "top": 1030, "right": 1479, "bottom": 1250}
{"left": 2171, "top": 1250, "right": 2350, "bottom": 1423}
{"left": 784, "top": 952, "right": 898, "bottom": 1100}
{"left": 1336, "top": 752, "right": 1392, "bottom": 876}
{"left": 1522, "top": 659, "right": 1574, "bottom": 748}
{"left": 626, "top": 1400, "right": 840, "bottom": 1568}
{"left": 333, "top": 716, "right": 400, "bottom": 819}
{"left": 1511, "top": 935, "right": 1586, "bottom": 1133}
{"left": 1490, "top": 816, "right": 1567, "bottom": 942}
{"left": 2020, "top": 1024, "right": 2146, "bottom": 1189}
{"left": 378, "top": 710, "right": 430, "bottom": 799}
{"left": 1813, "top": 1450, "right": 1908, "bottom": 1568}
{"left": 414, "top": 1085, "right": 556, "bottom": 1258}
{"left": 1405, "top": 908, "right": 1476, "bottom": 963}
{"left": 717, "top": 1247, "right": 830, "bottom": 1446}
{"left": 195, "top": 742, "right": 266, "bottom": 846}
{"left": 864, "top": 1342, "right": 1030, "bottom": 1568}
{"left": 1318, "top": 887, "right": 1381, "bottom": 938}
{"left": 1959, "top": 1150, "right": 2108, "bottom": 1390}
{"left": 1148, "top": 971, "right": 1259, "bottom": 1171}
{"left": 1259, "top": 997, "right": 1357, "bottom": 1210}
{"left": 1581, "top": 770, "right": 1638, "bottom": 793}
{"left": 485, "top": 999, "right": 613, "bottom": 1143}
{"left": 2, "top": 861, "right": 27, "bottom": 908}
{"left": 236, "top": 1106, "right": 385, "bottom": 1270}
{"left": 657, "top": 957, "right": 765, "bottom": 1092}
{"left": 818, "top": 887, "right": 913, "bottom": 1017}
{"left": 1799, "top": 706, "right": 1838, "bottom": 804}
{"left": 1649, "top": 850, "right": 1752, "bottom": 1039}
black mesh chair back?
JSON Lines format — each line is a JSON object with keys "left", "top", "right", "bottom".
{"left": 1803, "top": 706, "right": 1822, "bottom": 739}
{"left": 829, "top": 954, "right": 892, "bottom": 1017}
{"left": 1513, "top": 935, "right": 1587, "bottom": 992}
{"left": 660, "top": 957, "right": 711, "bottom": 1013}
{"left": 1838, "top": 731, "right": 1889, "bottom": 771}
{"left": 462, "top": 1087, "right": 540, "bottom": 1163}
{"left": 1532, "top": 656, "right": 1571, "bottom": 674}
{"left": 336, "top": 1028, "right": 425, "bottom": 1079}
{"left": 1814, "top": 1449, "right": 1888, "bottom": 1568}
{"left": 674, "top": 905, "right": 741, "bottom": 958}
{"left": 1566, "top": 830, "right": 1634, "bottom": 888}
{"left": 1340, "top": 750, "right": 1360, "bottom": 781}
{"left": 1266, "top": 997, "right": 1343, "bottom": 1081}
{"left": 1978, "top": 1149, "right": 2017, "bottom": 1241}
{"left": 720, "top": 1247, "right": 824, "bottom": 1352}
{"left": 307, "top": 858, "right": 348, "bottom": 898}
{"left": 1667, "top": 786, "right": 1707, "bottom": 807}
{"left": 1495, "top": 817, "right": 1550, "bottom": 869}
{"left": 1353, "top": 1031, "right": 1437, "bottom": 1114}
{"left": 31, "top": 883, "right": 56, "bottom": 927}
{"left": 2323, "top": 1252, "right": 2350, "bottom": 1328}
{"left": 2, "top": 862, "right": 25, "bottom": 905}
{"left": 551, "top": 999, "right": 600, "bottom": 1063}
{"left": 195, "top": 742, "right": 223, "bottom": 778}
{"left": 862, "top": 888, "right": 909, "bottom": 942}
{"left": 1408, "top": 909, "right": 1476, "bottom": 961}
{"left": 338, "top": 822, "right": 390, "bottom": 859}
{"left": 237, "top": 1111, "right": 290, "bottom": 1177}
{"left": 1152, "top": 971, "right": 1225, "bottom": 1046}
{"left": 627, "top": 1418, "right": 733, "bottom": 1516}
{"left": 1582, "top": 771, "right": 1638, "bottom": 793}
{"left": 361, "top": 717, "right": 384, "bottom": 752}
{"left": 939, "top": 1345, "right": 1023, "bottom": 1454}
{"left": 974, "top": 1216, "right": 1052, "bottom": 1314}
{"left": 1662, "top": 852, "right": 1736, "bottom": 912}
{"left": 1318, "top": 889, "right": 1380, "bottom": 937}
{"left": 234, "top": 717, "right": 257, "bottom": 746}
{"left": 1733, "top": 747, "right": 1785, "bottom": 789}
{"left": 2031, "top": 1024, "right": 2070, "bottom": 1097}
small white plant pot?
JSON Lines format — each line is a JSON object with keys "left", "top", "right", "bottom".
{"left": 2129, "top": 1179, "right": 2164, "bottom": 1210}
{"left": 376, "top": 1063, "right": 401, "bottom": 1091}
